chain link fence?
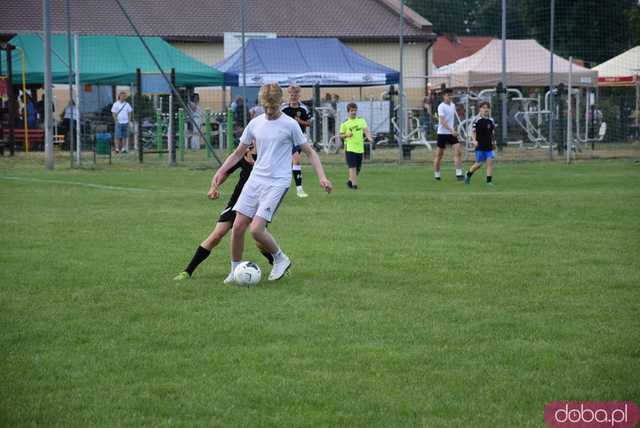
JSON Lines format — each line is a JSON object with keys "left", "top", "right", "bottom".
{"left": 0, "top": 0, "right": 638, "bottom": 168}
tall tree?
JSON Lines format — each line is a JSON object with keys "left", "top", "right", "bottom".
{"left": 407, "top": 0, "right": 637, "bottom": 65}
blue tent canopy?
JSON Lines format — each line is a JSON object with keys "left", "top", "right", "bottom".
{"left": 215, "top": 38, "right": 399, "bottom": 87}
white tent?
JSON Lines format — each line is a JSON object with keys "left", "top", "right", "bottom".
{"left": 430, "top": 39, "right": 598, "bottom": 88}
{"left": 593, "top": 46, "right": 640, "bottom": 87}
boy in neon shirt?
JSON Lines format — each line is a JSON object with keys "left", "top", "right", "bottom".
{"left": 339, "top": 103, "right": 373, "bottom": 190}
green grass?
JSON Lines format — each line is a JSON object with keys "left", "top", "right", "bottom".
{"left": 1, "top": 157, "right": 639, "bottom": 427}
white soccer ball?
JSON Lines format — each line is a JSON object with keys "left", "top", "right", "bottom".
{"left": 233, "top": 261, "right": 262, "bottom": 286}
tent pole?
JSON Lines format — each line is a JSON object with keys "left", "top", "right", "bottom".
{"left": 398, "top": 0, "right": 405, "bottom": 160}
{"left": 74, "top": 33, "right": 80, "bottom": 166}
{"left": 548, "top": 0, "right": 555, "bottom": 160}
{"left": 65, "top": 0, "right": 75, "bottom": 168}
{"left": 500, "top": 0, "right": 507, "bottom": 149}
{"left": 44, "top": 0, "right": 54, "bottom": 170}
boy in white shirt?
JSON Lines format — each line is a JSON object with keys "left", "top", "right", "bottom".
{"left": 212, "top": 83, "right": 332, "bottom": 283}
{"left": 434, "top": 88, "right": 463, "bottom": 181}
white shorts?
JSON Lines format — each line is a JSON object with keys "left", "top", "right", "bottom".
{"left": 232, "top": 179, "right": 289, "bottom": 223}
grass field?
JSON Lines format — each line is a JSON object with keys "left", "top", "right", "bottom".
{"left": 1, "top": 156, "right": 639, "bottom": 427}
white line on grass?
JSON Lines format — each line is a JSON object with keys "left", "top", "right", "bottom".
{"left": 0, "top": 176, "right": 202, "bottom": 194}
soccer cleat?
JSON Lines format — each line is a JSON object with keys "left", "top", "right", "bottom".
{"left": 173, "top": 271, "right": 190, "bottom": 281}
{"left": 268, "top": 254, "right": 291, "bottom": 281}
{"left": 296, "top": 189, "right": 309, "bottom": 198}
{"left": 464, "top": 175, "right": 471, "bottom": 185}
{"left": 486, "top": 182, "right": 495, "bottom": 186}
{"left": 347, "top": 180, "right": 353, "bottom": 189}
{"left": 456, "top": 175, "right": 464, "bottom": 181}
{"left": 434, "top": 176, "right": 441, "bottom": 181}
{"left": 223, "top": 271, "right": 236, "bottom": 284}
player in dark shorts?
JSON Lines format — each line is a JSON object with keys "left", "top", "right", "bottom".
{"left": 433, "top": 88, "right": 464, "bottom": 181}
{"left": 173, "top": 145, "right": 273, "bottom": 281}
{"left": 464, "top": 101, "right": 496, "bottom": 185}
{"left": 281, "top": 85, "right": 312, "bottom": 198}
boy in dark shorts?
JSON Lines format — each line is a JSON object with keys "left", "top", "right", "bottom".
{"left": 464, "top": 101, "right": 496, "bottom": 185}
{"left": 339, "top": 103, "right": 373, "bottom": 190}
{"left": 433, "top": 88, "right": 463, "bottom": 181}
{"left": 173, "top": 145, "right": 273, "bottom": 281}
{"left": 281, "top": 85, "right": 312, "bottom": 198}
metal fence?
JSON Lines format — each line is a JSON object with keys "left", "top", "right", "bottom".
{"left": 0, "top": 0, "right": 638, "bottom": 169}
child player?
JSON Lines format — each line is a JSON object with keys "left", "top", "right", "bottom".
{"left": 173, "top": 144, "right": 273, "bottom": 281}
{"left": 464, "top": 101, "right": 496, "bottom": 185}
{"left": 339, "top": 102, "right": 373, "bottom": 190}
{"left": 281, "top": 85, "right": 312, "bottom": 198}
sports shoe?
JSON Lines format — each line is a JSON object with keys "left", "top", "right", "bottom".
{"left": 456, "top": 175, "right": 464, "bottom": 181}
{"left": 268, "top": 254, "right": 291, "bottom": 281}
{"left": 173, "top": 271, "right": 190, "bottom": 281}
{"left": 464, "top": 175, "right": 471, "bottom": 185}
{"left": 434, "top": 176, "right": 441, "bottom": 181}
{"left": 486, "top": 182, "right": 495, "bottom": 187}
{"left": 347, "top": 180, "right": 353, "bottom": 189}
{"left": 223, "top": 271, "right": 236, "bottom": 284}
{"left": 297, "top": 189, "right": 309, "bottom": 198}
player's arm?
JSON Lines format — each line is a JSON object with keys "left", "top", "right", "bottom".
{"left": 339, "top": 123, "right": 351, "bottom": 139}
{"left": 439, "top": 115, "right": 456, "bottom": 135}
{"left": 471, "top": 123, "right": 478, "bottom": 148}
{"left": 364, "top": 126, "right": 373, "bottom": 142}
{"left": 491, "top": 123, "right": 497, "bottom": 150}
{"left": 300, "top": 143, "right": 332, "bottom": 193}
{"left": 211, "top": 144, "right": 246, "bottom": 193}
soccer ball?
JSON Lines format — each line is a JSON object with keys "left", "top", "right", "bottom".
{"left": 233, "top": 261, "right": 262, "bottom": 286}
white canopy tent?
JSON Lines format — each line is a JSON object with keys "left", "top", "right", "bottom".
{"left": 593, "top": 46, "right": 640, "bottom": 87}
{"left": 430, "top": 39, "right": 598, "bottom": 88}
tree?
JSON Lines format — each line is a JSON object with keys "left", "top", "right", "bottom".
{"left": 407, "top": 0, "right": 637, "bottom": 65}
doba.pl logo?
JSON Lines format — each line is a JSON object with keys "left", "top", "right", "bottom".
{"left": 544, "top": 401, "right": 639, "bottom": 428}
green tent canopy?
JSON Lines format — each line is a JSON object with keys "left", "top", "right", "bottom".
{"left": 1, "top": 33, "right": 236, "bottom": 87}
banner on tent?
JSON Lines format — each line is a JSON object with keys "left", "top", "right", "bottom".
{"left": 238, "top": 73, "right": 391, "bottom": 87}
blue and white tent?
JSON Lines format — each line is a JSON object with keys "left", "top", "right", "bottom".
{"left": 215, "top": 38, "right": 399, "bottom": 87}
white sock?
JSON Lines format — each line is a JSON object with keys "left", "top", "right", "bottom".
{"left": 296, "top": 186, "right": 303, "bottom": 192}
{"left": 456, "top": 169, "right": 463, "bottom": 176}
{"left": 434, "top": 171, "right": 441, "bottom": 178}
{"left": 271, "top": 249, "right": 284, "bottom": 262}
{"left": 231, "top": 260, "right": 241, "bottom": 272}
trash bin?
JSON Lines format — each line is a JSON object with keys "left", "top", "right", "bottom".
{"left": 95, "top": 132, "right": 111, "bottom": 155}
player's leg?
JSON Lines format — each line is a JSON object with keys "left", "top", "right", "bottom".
{"left": 174, "top": 221, "right": 233, "bottom": 281}
{"left": 465, "top": 150, "right": 486, "bottom": 185}
{"left": 348, "top": 167, "right": 358, "bottom": 188}
{"left": 255, "top": 241, "right": 274, "bottom": 265}
{"left": 486, "top": 157, "right": 494, "bottom": 184}
{"left": 226, "top": 213, "right": 252, "bottom": 283}
{"left": 292, "top": 149, "right": 307, "bottom": 198}
{"left": 253, "top": 186, "right": 291, "bottom": 281}
{"left": 452, "top": 141, "right": 463, "bottom": 180}
{"left": 464, "top": 161, "right": 483, "bottom": 184}
{"left": 433, "top": 145, "right": 445, "bottom": 180}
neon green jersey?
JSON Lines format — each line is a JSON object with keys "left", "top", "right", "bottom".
{"left": 340, "top": 117, "right": 368, "bottom": 154}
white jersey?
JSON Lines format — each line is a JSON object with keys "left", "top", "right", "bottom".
{"left": 240, "top": 113, "right": 308, "bottom": 187}
{"left": 437, "top": 102, "right": 456, "bottom": 135}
